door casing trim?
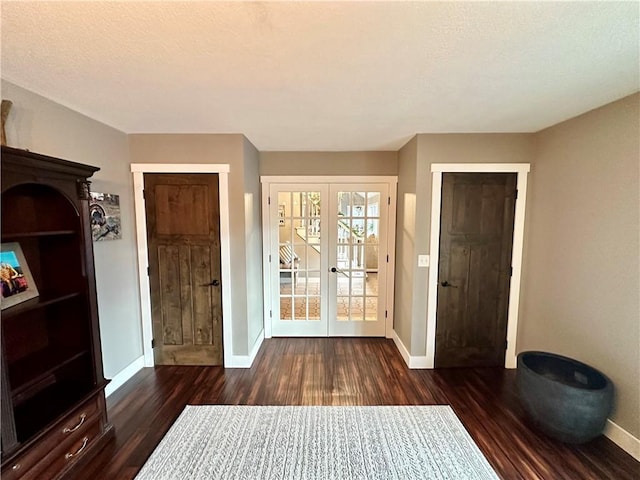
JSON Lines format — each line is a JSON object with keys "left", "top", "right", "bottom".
{"left": 260, "top": 176, "right": 398, "bottom": 339}
{"left": 427, "top": 164, "right": 530, "bottom": 369}
{"left": 131, "top": 164, "right": 232, "bottom": 367}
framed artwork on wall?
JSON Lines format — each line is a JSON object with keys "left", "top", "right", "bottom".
{"left": 90, "top": 192, "right": 122, "bottom": 241}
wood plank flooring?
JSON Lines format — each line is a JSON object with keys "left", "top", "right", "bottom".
{"left": 77, "top": 338, "right": 639, "bottom": 479}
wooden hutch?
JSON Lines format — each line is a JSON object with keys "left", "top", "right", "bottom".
{"left": 1, "top": 146, "right": 113, "bottom": 479}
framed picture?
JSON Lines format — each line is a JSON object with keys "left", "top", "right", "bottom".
{"left": 90, "top": 192, "right": 122, "bottom": 241}
{"left": 0, "top": 242, "right": 39, "bottom": 310}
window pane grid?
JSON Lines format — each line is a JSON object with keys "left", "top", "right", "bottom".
{"left": 279, "top": 191, "right": 321, "bottom": 323}
{"left": 335, "top": 190, "right": 381, "bottom": 323}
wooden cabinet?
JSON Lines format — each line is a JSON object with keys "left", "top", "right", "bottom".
{"left": 1, "top": 146, "right": 113, "bottom": 479}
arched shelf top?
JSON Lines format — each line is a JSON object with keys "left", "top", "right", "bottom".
{"left": 2, "top": 183, "right": 81, "bottom": 238}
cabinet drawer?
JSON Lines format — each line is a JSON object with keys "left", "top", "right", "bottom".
{"left": 41, "top": 395, "right": 102, "bottom": 457}
{"left": 2, "top": 395, "right": 103, "bottom": 479}
{"left": 58, "top": 396, "right": 101, "bottom": 438}
{"left": 21, "top": 420, "right": 103, "bottom": 480}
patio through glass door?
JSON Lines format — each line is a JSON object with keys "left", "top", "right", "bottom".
{"left": 267, "top": 182, "right": 391, "bottom": 337}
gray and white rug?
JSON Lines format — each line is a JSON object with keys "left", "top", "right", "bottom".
{"left": 135, "top": 405, "right": 498, "bottom": 480}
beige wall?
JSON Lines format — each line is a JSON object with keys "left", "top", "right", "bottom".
{"left": 418, "top": 133, "right": 537, "bottom": 165}
{"left": 243, "top": 137, "right": 265, "bottom": 351}
{"left": 518, "top": 94, "right": 640, "bottom": 437}
{"left": 1, "top": 80, "right": 143, "bottom": 379}
{"left": 128, "top": 134, "right": 243, "bottom": 166}
{"left": 128, "top": 134, "right": 258, "bottom": 356}
{"left": 394, "top": 136, "right": 418, "bottom": 349}
{"left": 260, "top": 151, "right": 397, "bottom": 176}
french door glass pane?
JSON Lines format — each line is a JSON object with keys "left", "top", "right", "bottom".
{"left": 335, "top": 190, "right": 380, "bottom": 323}
{"left": 278, "top": 191, "right": 321, "bottom": 322}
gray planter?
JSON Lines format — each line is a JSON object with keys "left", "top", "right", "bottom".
{"left": 516, "top": 351, "right": 613, "bottom": 444}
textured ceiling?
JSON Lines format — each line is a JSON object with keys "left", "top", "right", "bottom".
{"left": 1, "top": 1, "right": 638, "bottom": 151}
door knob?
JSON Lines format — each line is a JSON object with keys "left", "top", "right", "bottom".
{"left": 440, "top": 281, "right": 458, "bottom": 288}
{"left": 204, "top": 279, "right": 220, "bottom": 287}
{"left": 330, "top": 266, "right": 348, "bottom": 277}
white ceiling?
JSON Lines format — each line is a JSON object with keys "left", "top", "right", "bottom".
{"left": 1, "top": 1, "right": 638, "bottom": 151}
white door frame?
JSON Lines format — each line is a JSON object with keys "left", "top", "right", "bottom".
{"left": 131, "top": 164, "right": 233, "bottom": 367}
{"left": 261, "top": 176, "right": 398, "bottom": 339}
{"left": 426, "top": 164, "right": 530, "bottom": 369}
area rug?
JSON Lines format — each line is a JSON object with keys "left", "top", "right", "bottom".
{"left": 135, "top": 405, "right": 498, "bottom": 480}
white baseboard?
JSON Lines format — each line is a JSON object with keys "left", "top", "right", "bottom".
{"left": 392, "top": 330, "right": 410, "bottom": 366}
{"left": 604, "top": 419, "right": 640, "bottom": 461}
{"left": 392, "top": 330, "right": 430, "bottom": 369}
{"left": 225, "top": 330, "right": 264, "bottom": 368}
{"left": 105, "top": 355, "right": 145, "bottom": 397}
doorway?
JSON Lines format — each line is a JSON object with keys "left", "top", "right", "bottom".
{"left": 131, "top": 163, "right": 234, "bottom": 367}
{"left": 144, "top": 173, "right": 223, "bottom": 365}
{"left": 434, "top": 172, "right": 517, "bottom": 367}
{"left": 426, "top": 164, "right": 530, "bottom": 369}
{"left": 261, "top": 177, "right": 397, "bottom": 338}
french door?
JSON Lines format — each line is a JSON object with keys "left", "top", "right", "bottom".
{"left": 328, "top": 184, "right": 389, "bottom": 336}
{"left": 263, "top": 179, "right": 395, "bottom": 337}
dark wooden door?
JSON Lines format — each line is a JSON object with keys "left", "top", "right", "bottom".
{"left": 435, "top": 173, "right": 517, "bottom": 368}
{"left": 144, "top": 173, "right": 223, "bottom": 365}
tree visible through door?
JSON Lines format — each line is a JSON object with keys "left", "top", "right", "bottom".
{"left": 435, "top": 173, "right": 517, "bottom": 367}
{"left": 144, "top": 173, "right": 223, "bottom": 365}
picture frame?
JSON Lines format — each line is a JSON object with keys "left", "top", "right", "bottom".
{"left": 90, "top": 192, "right": 122, "bottom": 241}
{"left": 0, "top": 242, "right": 40, "bottom": 309}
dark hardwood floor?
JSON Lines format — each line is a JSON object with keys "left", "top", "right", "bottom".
{"left": 78, "top": 338, "right": 639, "bottom": 479}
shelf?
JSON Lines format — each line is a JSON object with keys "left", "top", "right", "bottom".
{"left": 1, "top": 291, "right": 83, "bottom": 320}
{"left": 9, "top": 348, "right": 91, "bottom": 406}
{"left": 13, "top": 380, "right": 94, "bottom": 443}
{"left": 2, "top": 230, "right": 77, "bottom": 240}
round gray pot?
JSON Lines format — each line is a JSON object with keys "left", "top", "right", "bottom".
{"left": 516, "top": 351, "right": 613, "bottom": 444}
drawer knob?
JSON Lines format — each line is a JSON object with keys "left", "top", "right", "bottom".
{"left": 63, "top": 413, "right": 86, "bottom": 434}
{"left": 65, "top": 436, "right": 89, "bottom": 460}
{"left": 12, "top": 464, "right": 20, "bottom": 471}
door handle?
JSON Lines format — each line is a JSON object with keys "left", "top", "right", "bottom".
{"left": 440, "top": 281, "right": 458, "bottom": 288}
{"left": 330, "top": 267, "right": 348, "bottom": 277}
{"left": 203, "top": 279, "right": 220, "bottom": 287}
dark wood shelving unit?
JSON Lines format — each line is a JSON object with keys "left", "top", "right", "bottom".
{"left": 1, "top": 146, "right": 113, "bottom": 480}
